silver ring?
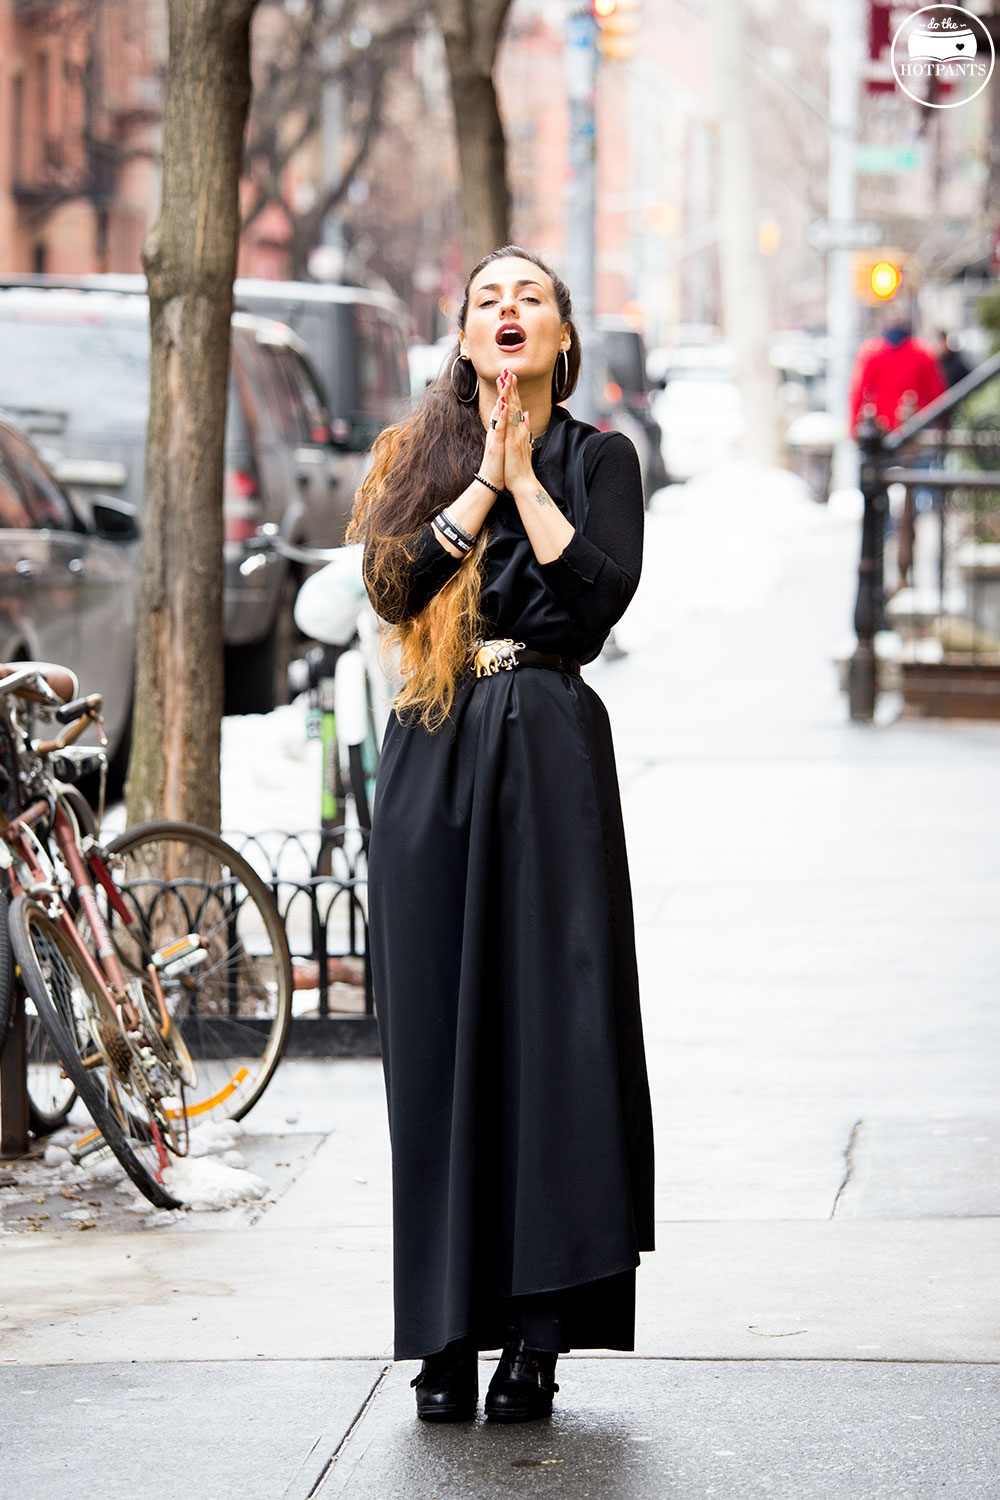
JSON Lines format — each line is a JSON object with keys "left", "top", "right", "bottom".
{"left": 511, "top": 410, "right": 524, "bottom": 426}
{"left": 490, "top": 417, "right": 497, "bottom": 429}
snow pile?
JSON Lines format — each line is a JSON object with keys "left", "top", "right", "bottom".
{"left": 161, "top": 1153, "right": 269, "bottom": 1212}
{"left": 160, "top": 1118, "right": 270, "bottom": 1211}
{"left": 221, "top": 699, "right": 322, "bottom": 837}
{"left": 186, "top": 1117, "right": 245, "bottom": 1163}
{"left": 7, "top": 1117, "right": 271, "bottom": 1219}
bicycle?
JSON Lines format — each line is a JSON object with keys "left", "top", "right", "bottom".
{"left": 256, "top": 533, "right": 390, "bottom": 868}
{"left": 0, "top": 662, "right": 292, "bottom": 1204}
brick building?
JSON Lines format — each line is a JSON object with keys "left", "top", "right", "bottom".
{"left": 0, "top": 0, "right": 164, "bottom": 274}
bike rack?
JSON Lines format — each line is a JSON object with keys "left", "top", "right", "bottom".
{"left": 224, "top": 828, "right": 380, "bottom": 1059}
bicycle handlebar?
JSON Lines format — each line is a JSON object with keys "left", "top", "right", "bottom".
{"left": 55, "top": 694, "right": 103, "bottom": 725}
{"left": 36, "top": 695, "right": 106, "bottom": 755}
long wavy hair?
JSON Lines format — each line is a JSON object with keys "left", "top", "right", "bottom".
{"left": 348, "top": 246, "right": 581, "bottom": 731}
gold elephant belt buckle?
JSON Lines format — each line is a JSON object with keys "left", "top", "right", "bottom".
{"left": 473, "top": 638, "right": 526, "bottom": 677}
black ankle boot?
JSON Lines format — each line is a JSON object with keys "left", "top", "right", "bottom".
{"left": 410, "top": 1337, "right": 478, "bottom": 1422}
{"left": 484, "top": 1333, "right": 559, "bottom": 1422}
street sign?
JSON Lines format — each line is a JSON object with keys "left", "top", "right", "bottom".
{"left": 855, "top": 143, "right": 918, "bottom": 173}
{"left": 805, "top": 219, "right": 884, "bottom": 252}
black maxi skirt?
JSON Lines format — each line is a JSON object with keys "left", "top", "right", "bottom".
{"left": 367, "top": 661, "right": 655, "bottom": 1361}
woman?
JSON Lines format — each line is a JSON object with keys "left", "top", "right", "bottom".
{"left": 350, "top": 247, "right": 654, "bottom": 1425}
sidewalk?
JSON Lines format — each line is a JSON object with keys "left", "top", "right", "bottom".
{"left": 3, "top": 463, "right": 1000, "bottom": 1498}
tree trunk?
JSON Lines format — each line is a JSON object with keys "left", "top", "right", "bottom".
{"left": 127, "top": 0, "right": 259, "bottom": 832}
{"left": 432, "top": 0, "right": 512, "bottom": 267}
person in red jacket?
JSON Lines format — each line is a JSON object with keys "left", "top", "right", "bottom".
{"left": 848, "top": 315, "right": 947, "bottom": 587}
{"left": 848, "top": 316, "right": 946, "bottom": 437}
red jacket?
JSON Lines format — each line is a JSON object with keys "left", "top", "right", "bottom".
{"left": 848, "top": 336, "right": 946, "bottom": 436}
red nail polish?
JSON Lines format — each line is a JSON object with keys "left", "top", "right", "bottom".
{"left": 500, "top": 398, "right": 506, "bottom": 408}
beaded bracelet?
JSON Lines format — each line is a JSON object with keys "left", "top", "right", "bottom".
{"left": 473, "top": 472, "right": 502, "bottom": 497}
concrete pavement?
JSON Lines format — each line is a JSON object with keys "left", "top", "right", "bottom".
{"left": 3, "top": 464, "right": 1000, "bottom": 1497}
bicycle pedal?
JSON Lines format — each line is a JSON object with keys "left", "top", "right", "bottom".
{"left": 69, "top": 1135, "right": 113, "bottom": 1165}
{"left": 152, "top": 934, "right": 207, "bottom": 976}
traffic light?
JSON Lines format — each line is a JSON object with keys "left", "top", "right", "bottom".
{"left": 853, "top": 249, "right": 906, "bottom": 305}
{"left": 592, "top": 0, "right": 640, "bottom": 60}
{"left": 869, "top": 260, "right": 901, "bottom": 300}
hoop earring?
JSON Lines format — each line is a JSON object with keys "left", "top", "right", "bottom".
{"left": 450, "top": 355, "right": 479, "bottom": 405}
{"left": 553, "top": 349, "right": 571, "bottom": 402}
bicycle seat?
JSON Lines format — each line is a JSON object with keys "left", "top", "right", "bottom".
{"left": 0, "top": 661, "right": 80, "bottom": 705}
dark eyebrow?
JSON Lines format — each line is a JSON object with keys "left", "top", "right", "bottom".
{"left": 475, "top": 279, "right": 545, "bottom": 295}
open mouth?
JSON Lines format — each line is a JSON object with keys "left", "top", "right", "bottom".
{"left": 496, "top": 323, "right": 526, "bottom": 352}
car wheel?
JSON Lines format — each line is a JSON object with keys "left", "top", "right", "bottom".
{"left": 224, "top": 572, "right": 300, "bottom": 716}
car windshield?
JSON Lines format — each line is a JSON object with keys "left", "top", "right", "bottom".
{"left": 0, "top": 316, "right": 151, "bottom": 436}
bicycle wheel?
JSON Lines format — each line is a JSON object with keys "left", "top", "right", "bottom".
{"left": 100, "top": 822, "right": 293, "bottom": 1121}
{"left": 8, "top": 896, "right": 180, "bottom": 1208}
{"left": 25, "top": 989, "right": 77, "bottom": 1133}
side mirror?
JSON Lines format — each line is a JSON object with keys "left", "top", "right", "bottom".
{"left": 91, "top": 495, "right": 140, "bottom": 542}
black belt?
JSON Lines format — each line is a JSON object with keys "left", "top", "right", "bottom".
{"left": 472, "top": 638, "right": 581, "bottom": 678}
{"left": 517, "top": 648, "right": 581, "bottom": 675}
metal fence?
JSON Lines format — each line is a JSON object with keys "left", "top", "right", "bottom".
{"left": 220, "top": 834, "right": 373, "bottom": 1032}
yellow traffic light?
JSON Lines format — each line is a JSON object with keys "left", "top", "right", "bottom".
{"left": 869, "top": 260, "right": 902, "bottom": 300}
{"left": 853, "top": 249, "right": 906, "bottom": 305}
{"left": 592, "top": 0, "right": 639, "bottom": 60}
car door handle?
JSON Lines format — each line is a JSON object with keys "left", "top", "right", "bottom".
{"left": 15, "top": 559, "right": 34, "bottom": 578}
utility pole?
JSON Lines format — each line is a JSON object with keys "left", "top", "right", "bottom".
{"left": 827, "top": 0, "right": 862, "bottom": 481}
{"left": 564, "top": 8, "right": 598, "bottom": 330}
{"left": 710, "top": 0, "right": 779, "bottom": 466}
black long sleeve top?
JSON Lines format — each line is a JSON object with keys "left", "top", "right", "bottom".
{"left": 363, "top": 408, "right": 643, "bottom": 665}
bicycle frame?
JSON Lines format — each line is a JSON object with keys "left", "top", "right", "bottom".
{"left": 3, "top": 796, "right": 133, "bottom": 1002}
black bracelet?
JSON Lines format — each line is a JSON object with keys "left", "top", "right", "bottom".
{"left": 432, "top": 513, "right": 474, "bottom": 553}
{"left": 473, "top": 472, "right": 502, "bottom": 496}
{"left": 441, "top": 507, "right": 475, "bottom": 546}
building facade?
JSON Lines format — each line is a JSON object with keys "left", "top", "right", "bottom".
{"left": 0, "top": 0, "right": 164, "bottom": 274}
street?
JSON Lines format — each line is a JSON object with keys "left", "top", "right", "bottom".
{"left": 3, "top": 463, "right": 1000, "bottom": 1498}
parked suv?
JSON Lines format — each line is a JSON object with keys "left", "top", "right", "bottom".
{"left": 233, "top": 279, "right": 411, "bottom": 474}
{"left": 0, "top": 284, "right": 349, "bottom": 713}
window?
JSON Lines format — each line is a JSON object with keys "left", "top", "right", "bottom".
{"left": 0, "top": 451, "right": 32, "bottom": 530}
{"left": 1, "top": 428, "right": 76, "bottom": 530}
{"left": 285, "top": 349, "right": 330, "bottom": 442}
{"left": 262, "top": 345, "right": 312, "bottom": 445}
{"left": 353, "top": 305, "right": 389, "bottom": 407}
{"left": 0, "top": 317, "right": 150, "bottom": 435}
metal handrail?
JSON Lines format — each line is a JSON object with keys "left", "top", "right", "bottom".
{"left": 885, "top": 470, "right": 1000, "bottom": 488}
{"left": 884, "top": 348, "right": 1000, "bottom": 451}
{"left": 848, "top": 348, "right": 1000, "bottom": 722}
